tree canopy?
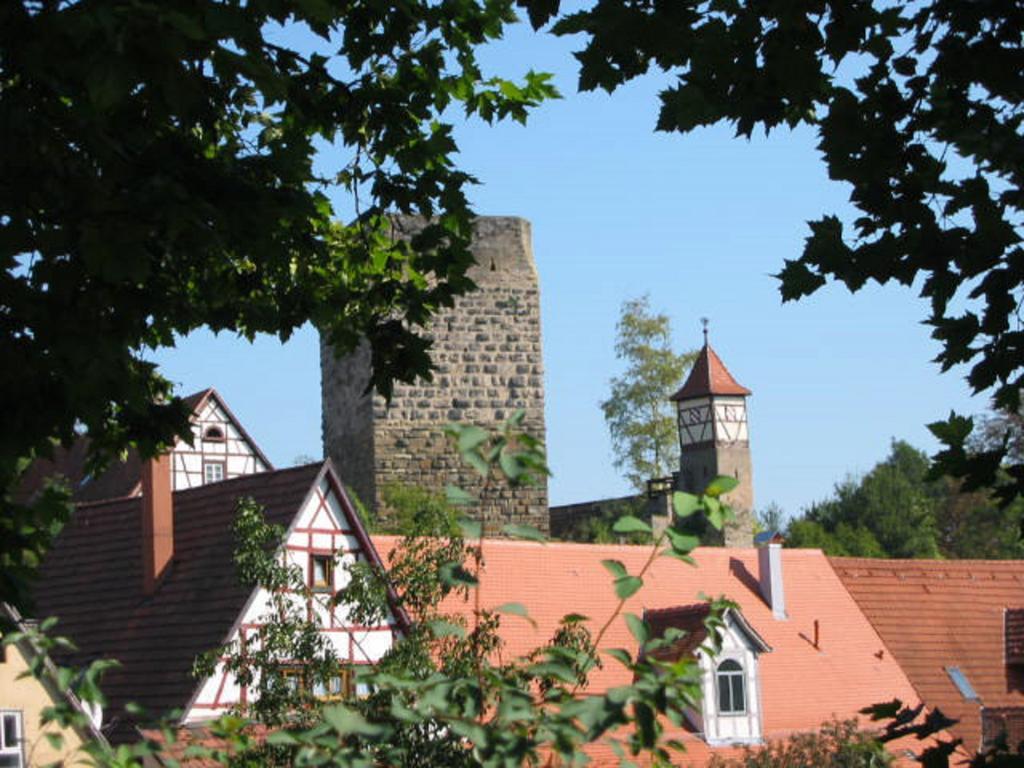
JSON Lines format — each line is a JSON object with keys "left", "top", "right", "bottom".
{"left": 786, "top": 438, "right": 1024, "bottom": 559}
{"left": 1, "top": 0, "right": 554, "bottom": 606}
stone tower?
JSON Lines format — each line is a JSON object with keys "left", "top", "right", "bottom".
{"left": 670, "top": 334, "right": 755, "bottom": 547}
{"left": 320, "top": 216, "right": 548, "bottom": 532}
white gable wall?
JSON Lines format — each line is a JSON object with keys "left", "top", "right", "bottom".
{"left": 185, "top": 476, "right": 397, "bottom": 722}
{"left": 171, "top": 396, "right": 268, "bottom": 491}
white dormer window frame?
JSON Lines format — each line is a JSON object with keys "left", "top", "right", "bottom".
{"left": 697, "top": 610, "right": 770, "bottom": 747}
{"left": 715, "top": 657, "right": 748, "bottom": 715}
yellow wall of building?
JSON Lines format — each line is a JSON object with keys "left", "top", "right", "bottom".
{"left": 0, "top": 641, "right": 90, "bottom": 767}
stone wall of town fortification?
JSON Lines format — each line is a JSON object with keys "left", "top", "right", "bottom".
{"left": 321, "top": 216, "right": 549, "bottom": 532}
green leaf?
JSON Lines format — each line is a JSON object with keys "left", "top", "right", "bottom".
{"left": 612, "top": 515, "right": 651, "bottom": 535}
{"left": 446, "top": 485, "right": 476, "bottom": 507}
{"left": 463, "top": 449, "right": 490, "bottom": 478}
{"left": 604, "top": 648, "right": 633, "bottom": 667}
{"left": 456, "top": 516, "right": 482, "bottom": 540}
{"left": 439, "top": 562, "right": 478, "bottom": 588}
{"left": 665, "top": 528, "right": 699, "bottom": 555}
{"left": 501, "top": 523, "right": 546, "bottom": 543}
{"left": 495, "top": 602, "right": 536, "bottom": 627}
{"left": 457, "top": 425, "right": 490, "bottom": 454}
{"left": 322, "top": 704, "right": 381, "bottom": 735}
{"left": 704, "top": 475, "right": 739, "bottom": 497}
{"left": 672, "top": 492, "right": 702, "bottom": 518}
{"left": 426, "top": 619, "right": 467, "bottom": 638}
{"left": 624, "top": 613, "right": 649, "bottom": 644}
{"left": 614, "top": 575, "right": 643, "bottom": 600}
{"left": 266, "top": 730, "right": 298, "bottom": 746}
{"left": 601, "top": 559, "right": 627, "bottom": 579}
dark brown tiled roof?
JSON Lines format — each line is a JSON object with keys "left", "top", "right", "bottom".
{"left": 831, "top": 557, "right": 1024, "bottom": 754}
{"left": 670, "top": 344, "right": 751, "bottom": 401}
{"left": 33, "top": 462, "right": 325, "bottom": 744}
{"left": 644, "top": 603, "right": 712, "bottom": 661}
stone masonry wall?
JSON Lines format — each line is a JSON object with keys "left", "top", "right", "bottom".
{"left": 321, "top": 217, "right": 548, "bottom": 532}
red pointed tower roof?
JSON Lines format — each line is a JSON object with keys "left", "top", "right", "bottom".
{"left": 670, "top": 342, "right": 752, "bottom": 401}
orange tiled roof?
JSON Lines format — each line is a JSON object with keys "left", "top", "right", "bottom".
{"left": 670, "top": 344, "right": 751, "bottom": 401}
{"left": 373, "top": 537, "right": 925, "bottom": 764}
{"left": 831, "top": 557, "right": 1024, "bottom": 754}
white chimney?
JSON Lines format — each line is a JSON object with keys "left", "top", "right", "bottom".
{"left": 755, "top": 531, "right": 786, "bottom": 620}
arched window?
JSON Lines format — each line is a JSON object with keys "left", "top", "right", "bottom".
{"left": 716, "top": 659, "right": 746, "bottom": 714}
{"left": 203, "top": 425, "right": 225, "bottom": 442}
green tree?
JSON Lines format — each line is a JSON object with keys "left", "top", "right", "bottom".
{"left": 516, "top": 0, "right": 1024, "bottom": 506}
{"left": 0, "top": 0, "right": 556, "bottom": 608}
{"left": 788, "top": 441, "right": 941, "bottom": 558}
{"left": 788, "top": 437, "right": 1024, "bottom": 559}
{"left": 601, "top": 296, "right": 697, "bottom": 490}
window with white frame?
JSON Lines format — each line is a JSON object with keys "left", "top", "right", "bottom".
{"left": 716, "top": 659, "right": 747, "bottom": 714}
{"left": 0, "top": 710, "right": 24, "bottom": 768}
{"left": 203, "top": 461, "right": 225, "bottom": 484}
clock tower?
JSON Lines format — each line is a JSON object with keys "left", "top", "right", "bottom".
{"left": 670, "top": 330, "right": 755, "bottom": 547}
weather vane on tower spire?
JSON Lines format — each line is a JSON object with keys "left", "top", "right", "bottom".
{"left": 701, "top": 316, "right": 710, "bottom": 345}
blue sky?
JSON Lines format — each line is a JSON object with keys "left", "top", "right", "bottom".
{"left": 151, "top": 19, "right": 982, "bottom": 520}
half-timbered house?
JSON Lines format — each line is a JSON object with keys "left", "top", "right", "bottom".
{"left": 32, "top": 457, "right": 401, "bottom": 744}
{"left": 15, "top": 388, "right": 271, "bottom": 504}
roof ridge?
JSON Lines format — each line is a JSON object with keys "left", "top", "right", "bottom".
{"left": 171, "top": 460, "right": 324, "bottom": 499}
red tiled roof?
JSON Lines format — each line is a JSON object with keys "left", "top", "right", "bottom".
{"left": 373, "top": 537, "right": 925, "bottom": 764}
{"left": 670, "top": 344, "right": 751, "bottom": 401}
{"left": 831, "top": 557, "right": 1024, "bottom": 754}
{"left": 33, "top": 462, "right": 326, "bottom": 744}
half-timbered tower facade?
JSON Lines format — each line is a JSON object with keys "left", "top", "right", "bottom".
{"left": 670, "top": 334, "right": 755, "bottom": 547}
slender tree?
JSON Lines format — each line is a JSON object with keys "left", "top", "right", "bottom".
{"left": 601, "top": 296, "right": 697, "bottom": 490}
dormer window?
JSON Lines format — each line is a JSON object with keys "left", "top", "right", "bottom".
{"left": 644, "top": 604, "right": 770, "bottom": 746}
{"left": 716, "top": 659, "right": 747, "bottom": 714}
{"left": 202, "top": 425, "right": 225, "bottom": 442}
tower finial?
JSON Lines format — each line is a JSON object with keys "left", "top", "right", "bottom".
{"left": 700, "top": 317, "right": 709, "bottom": 345}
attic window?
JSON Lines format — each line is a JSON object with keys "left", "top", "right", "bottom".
{"left": 311, "top": 555, "right": 334, "bottom": 591}
{"left": 202, "top": 425, "right": 225, "bottom": 442}
{"left": 203, "top": 461, "right": 225, "bottom": 484}
{"left": 946, "top": 666, "right": 979, "bottom": 701}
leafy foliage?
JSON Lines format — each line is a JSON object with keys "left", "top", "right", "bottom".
{"left": 707, "top": 719, "right": 892, "bottom": 768}
{"left": 193, "top": 498, "right": 340, "bottom": 728}
{"left": 0, "top": 0, "right": 556, "bottom": 609}
{"left": 601, "top": 296, "right": 697, "bottom": 490}
{"left": 520, "top": 0, "right": 1024, "bottom": 508}
{"left": 786, "top": 440, "right": 1024, "bottom": 559}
